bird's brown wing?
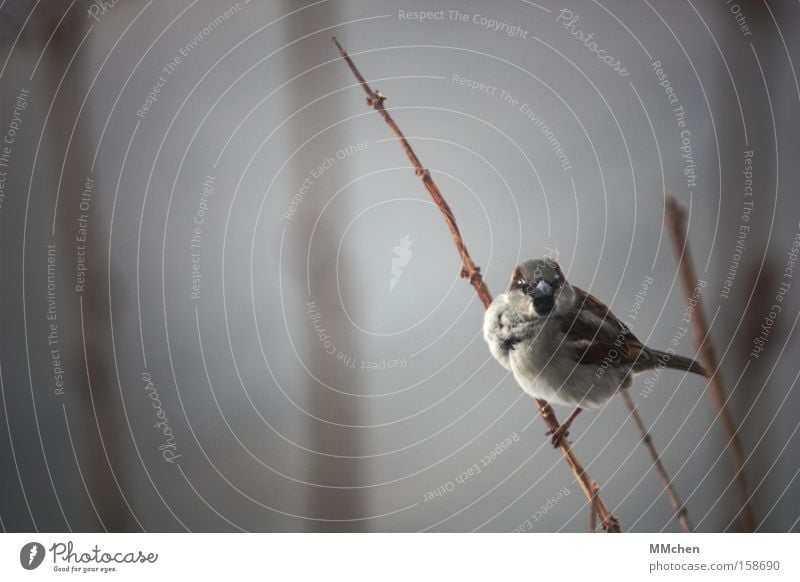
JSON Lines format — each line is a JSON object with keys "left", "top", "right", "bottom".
{"left": 560, "top": 286, "right": 648, "bottom": 368}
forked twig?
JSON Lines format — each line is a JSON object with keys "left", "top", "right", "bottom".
{"left": 620, "top": 391, "right": 692, "bottom": 532}
{"left": 665, "top": 194, "right": 755, "bottom": 532}
{"left": 332, "top": 36, "right": 620, "bottom": 532}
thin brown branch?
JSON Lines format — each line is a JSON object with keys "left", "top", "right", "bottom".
{"left": 620, "top": 391, "right": 692, "bottom": 532}
{"left": 665, "top": 194, "right": 755, "bottom": 532}
{"left": 333, "top": 36, "right": 620, "bottom": 532}
{"left": 332, "top": 37, "right": 492, "bottom": 308}
{"left": 589, "top": 481, "right": 599, "bottom": 532}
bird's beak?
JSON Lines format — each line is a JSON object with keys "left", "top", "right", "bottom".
{"left": 534, "top": 280, "right": 552, "bottom": 296}
{"left": 532, "top": 281, "right": 554, "bottom": 315}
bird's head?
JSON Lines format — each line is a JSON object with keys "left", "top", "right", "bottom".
{"left": 507, "top": 257, "right": 574, "bottom": 318}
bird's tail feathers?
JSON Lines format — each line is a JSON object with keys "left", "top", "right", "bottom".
{"left": 647, "top": 349, "right": 708, "bottom": 377}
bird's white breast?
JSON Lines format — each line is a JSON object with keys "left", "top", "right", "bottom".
{"left": 483, "top": 294, "right": 629, "bottom": 409}
{"left": 508, "top": 317, "right": 627, "bottom": 409}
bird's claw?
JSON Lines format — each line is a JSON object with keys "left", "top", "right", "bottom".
{"left": 545, "top": 425, "right": 570, "bottom": 448}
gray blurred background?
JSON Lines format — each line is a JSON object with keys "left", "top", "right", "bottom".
{"left": 0, "top": 0, "right": 798, "bottom": 532}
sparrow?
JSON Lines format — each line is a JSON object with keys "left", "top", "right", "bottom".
{"left": 483, "top": 258, "right": 707, "bottom": 447}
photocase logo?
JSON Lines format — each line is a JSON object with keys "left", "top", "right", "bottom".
{"left": 390, "top": 235, "right": 413, "bottom": 291}
{"left": 19, "top": 542, "right": 45, "bottom": 570}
